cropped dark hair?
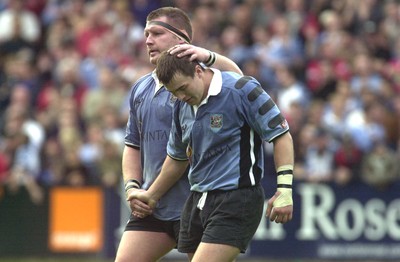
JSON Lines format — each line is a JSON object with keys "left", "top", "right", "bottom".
{"left": 156, "top": 51, "right": 197, "bottom": 85}
{"left": 147, "top": 7, "right": 193, "bottom": 42}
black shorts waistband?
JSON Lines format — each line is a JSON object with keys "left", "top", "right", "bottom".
{"left": 193, "top": 184, "right": 261, "bottom": 195}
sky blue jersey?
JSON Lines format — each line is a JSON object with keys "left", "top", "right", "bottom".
{"left": 125, "top": 72, "right": 189, "bottom": 220}
{"left": 167, "top": 69, "right": 289, "bottom": 192}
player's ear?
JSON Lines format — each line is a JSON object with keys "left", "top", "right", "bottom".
{"left": 194, "top": 64, "right": 204, "bottom": 78}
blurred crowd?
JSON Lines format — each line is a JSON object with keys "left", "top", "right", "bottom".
{"left": 0, "top": 0, "right": 399, "bottom": 204}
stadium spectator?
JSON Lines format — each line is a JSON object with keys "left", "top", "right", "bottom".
{"left": 0, "top": 0, "right": 41, "bottom": 55}
{"left": 73, "top": 0, "right": 112, "bottom": 58}
{"left": 97, "top": 139, "right": 122, "bottom": 189}
{"left": 349, "top": 52, "right": 386, "bottom": 97}
{"left": 300, "top": 127, "right": 335, "bottom": 183}
{"left": 54, "top": 56, "right": 88, "bottom": 111}
{"left": 81, "top": 66, "right": 126, "bottom": 122}
{"left": 78, "top": 121, "right": 104, "bottom": 183}
{"left": 255, "top": 14, "right": 304, "bottom": 77}
{"left": 38, "top": 136, "right": 64, "bottom": 186}
{"left": 361, "top": 141, "right": 400, "bottom": 191}
{"left": 101, "top": 105, "right": 126, "bottom": 151}
{"left": 274, "top": 64, "right": 309, "bottom": 119}
{"left": 2, "top": 103, "right": 44, "bottom": 204}
{"left": 346, "top": 98, "right": 387, "bottom": 153}
{"left": 61, "top": 148, "right": 90, "bottom": 187}
{"left": 333, "top": 133, "right": 363, "bottom": 186}
{"left": 190, "top": 4, "right": 219, "bottom": 47}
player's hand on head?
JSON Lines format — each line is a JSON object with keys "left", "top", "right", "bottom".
{"left": 168, "top": 44, "right": 209, "bottom": 62}
{"left": 266, "top": 191, "right": 293, "bottom": 224}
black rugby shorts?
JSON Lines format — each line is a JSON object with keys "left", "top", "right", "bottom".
{"left": 178, "top": 184, "right": 264, "bottom": 253}
{"left": 125, "top": 214, "right": 180, "bottom": 243}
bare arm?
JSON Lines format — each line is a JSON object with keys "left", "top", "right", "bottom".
{"left": 127, "top": 155, "right": 189, "bottom": 209}
{"left": 168, "top": 44, "right": 243, "bottom": 75}
{"left": 266, "top": 132, "right": 295, "bottom": 223}
{"left": 213, "top": 53, "right": 243, "bottom": 75}
{"left": 272, "top": 132, "right": 294, "bottom": 168}
{"left": 148, "top": 156, "right": 189, "bottom": 202}
{"left": 122, "top": 145, "right": 142, "bottom": 184}
{"left": 122, "top": 145, "right": 152, "bottom": 215}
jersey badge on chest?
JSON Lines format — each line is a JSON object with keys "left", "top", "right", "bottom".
{"left": 169, "top": 94, "right": 178, "bottom": 105}
{"left": 210, "top": 114, "right": 223, "bottom": 133}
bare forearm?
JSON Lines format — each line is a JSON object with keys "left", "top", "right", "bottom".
{"left": 122, "top": 146, "right": 142, "bottom": 183}
{"left": 214, "top": 53, "right": 243, "bottom": 75}
{"left": 148, "top": 155, "right": 189, "bottom": 201}
{"left": 273, "top": 132, "right": 294, "bottom": 169}
{"left": 266, "top": 132, "right": 295, "bottom": 223}
{"left": 168, "top": 44, "right": 243, "bottom": 75}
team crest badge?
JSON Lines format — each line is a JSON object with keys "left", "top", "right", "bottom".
{"left": 169, "top": 94, "right": 177, "bottom": 105}
{"left": 210, "top": 114, "right": 223, "bottom": 133}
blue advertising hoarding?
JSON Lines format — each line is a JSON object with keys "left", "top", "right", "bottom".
{"left": 249, "top": 179, "right": 400, "bottom": 260}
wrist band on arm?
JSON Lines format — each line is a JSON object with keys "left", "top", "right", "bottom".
{"left": 277, "top": 165, "right": 293, "bottom": 189}
{"left": 124, "top": 179, "right": 141, "bottom": 193}
{"left": 204, "top": 51, "right": 216, "bottom": 67}
{"left": 275, "top": 165, "right": 294, "bottom": 208}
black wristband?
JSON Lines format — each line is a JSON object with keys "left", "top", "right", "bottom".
{"left": 125, "top": 179, "right": 141, "bottom": 187}
{"left": 204, "top": 51, "right": 216, "bottom": 67}
{"left": 277, "top": 184, "right": 292, "bottom": 189}
{"left": 277, "top": 169, "right": 293, "bottom": 176}
{"left": 204, "top": 51, "right": 213, "bottom": 64}
{"left": 125, "top": 184, "right": 140, "bottom": 191}
{"left": 124, "top": 179, "right": 141, "bottom": 193}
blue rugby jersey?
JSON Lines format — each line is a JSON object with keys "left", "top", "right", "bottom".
{"left": 167, "top": 69, "right": 289, "bottom": 192}
{"left": 125, "top": 72, "right": 190, "bottom": 220}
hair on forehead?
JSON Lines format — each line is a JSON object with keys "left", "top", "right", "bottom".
{"left": 156, "top": 51, "right": 197, "bottom": 86}
{"left": 147, "top": 7, "right": 193, "bottom": 41}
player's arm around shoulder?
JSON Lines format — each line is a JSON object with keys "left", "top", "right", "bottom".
{"left": 168, "top": 44, "right": 243, "bottom": 75}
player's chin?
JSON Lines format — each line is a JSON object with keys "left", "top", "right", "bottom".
{"left": 185, "top": 98, "right": 197, "bottom": 106}
{"left": 149, "top": 52, "right": 159, "bottom": 64}
{"left": 149, "top": 56, "right": 158, "bottom": 65}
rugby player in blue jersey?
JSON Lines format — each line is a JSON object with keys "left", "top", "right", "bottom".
{"left": 115, "top": 7, "right": 243, "bottom": 262}
{"left": 127, "top": 52, "right": 295, "bottom": 261}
